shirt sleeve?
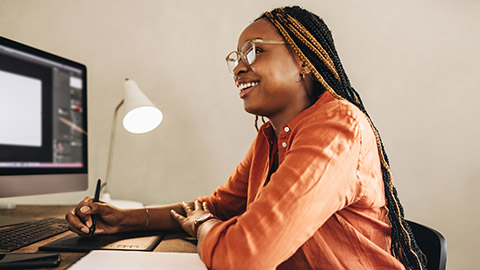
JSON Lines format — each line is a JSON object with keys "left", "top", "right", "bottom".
{"left": 198, "top": 140, "right": 255, "bottom": 220}
{"left": 200, "top": 109, "right": 366, "bottom": 269}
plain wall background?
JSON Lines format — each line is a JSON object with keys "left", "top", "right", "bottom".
{"left": 0, "top": 0, "right": 478, "bottom": 268}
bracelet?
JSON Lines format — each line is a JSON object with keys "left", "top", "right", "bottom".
{"left": 144, "top": 207, "right": 150, "bottom": 231}
{"left": 194, "top": 213, "right": 217, "bottom": 236}
{"left": 195, "top": 218, "right": 217, "bottom": 239}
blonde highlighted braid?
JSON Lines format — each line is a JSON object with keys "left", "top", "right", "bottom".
{"left": 260, "top": 6, "right": 426, "bottom": 269}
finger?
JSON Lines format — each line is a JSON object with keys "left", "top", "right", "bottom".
{"left": 181, "top": 201, "right": 191, "bottom": 213}
{"left": 77, "top": 201, "right": 105, "bottom": 227}
{"left": 66, "top": 218, "right": 83, "bottom": 235}
{"left": 170, "top": 210, "right": 185, "bottom": 222}
{"left": 78, "top": 205, "right": 93, "bottom": 227}
{"left": 74, "top": 197, "right": 93, "bottom": 221}
{"left": 66, "top": 208, "right": 88, "bottom": 228}
{"left": 84, "top": 202, "right": 111, "bottom": 227}
{"left": 203, "top": 201, "right": 210, "bottom": 212}
{"left": 85, "top": 201, "right": 103, "bottom": 214}
{"left": 65, "top": 210, "right": 89, "bottom": 234}
{"left": 81, "top": 196, "right": 94, "bottom": 204}
{"left": 68, "top": 224, "right": 87, "bottom": 236}
{"left": 194, "top": 200, "right": 202, "bottom": 210}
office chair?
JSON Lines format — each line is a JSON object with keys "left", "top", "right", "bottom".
{"left": 406, "top": 220, "right": 447, "bottom": 270}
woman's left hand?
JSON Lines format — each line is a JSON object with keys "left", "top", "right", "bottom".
{"left": 170, "top": 200, "right": 212, "bottom": 237}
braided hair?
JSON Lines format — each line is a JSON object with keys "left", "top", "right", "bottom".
{"left": 258, "top": 6, "right": 427, "bottom": 269}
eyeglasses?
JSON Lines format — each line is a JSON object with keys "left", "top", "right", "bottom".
{"left": 225, "top": 39, "right": 285, "bottom": 74}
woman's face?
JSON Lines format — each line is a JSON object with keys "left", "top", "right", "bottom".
{"left": 233, "top": 18, "right": 313, "bottom": 121}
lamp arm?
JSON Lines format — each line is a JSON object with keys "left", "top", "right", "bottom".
{"left": 103, "top": 99, "right": 125, "bottom": 195}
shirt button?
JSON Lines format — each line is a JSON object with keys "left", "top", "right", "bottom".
{"left": 284, "top": 127, "right": 290, "bottom": 132}
{"left": 281, "top": 142, "right": 287, "bottom": 148}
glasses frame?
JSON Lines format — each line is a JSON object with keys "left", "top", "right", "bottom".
{"left": 225, "top": 39, "right": 285, "bottom": 74}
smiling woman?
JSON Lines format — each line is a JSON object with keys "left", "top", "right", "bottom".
{"left": 66, "top": 5, "right": 426, "bottom": 270}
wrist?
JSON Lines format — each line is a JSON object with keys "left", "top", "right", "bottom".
{"left": 120, "top": 208, "right": 146, "bottom": 232}
{"left": 194, "top": 213, "right": 217, "bottom": 236}
{"left": 196, "top": 218, "right": 221, "bottom": 256}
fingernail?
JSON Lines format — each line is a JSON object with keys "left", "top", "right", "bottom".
{"left": 86, "top": 220, "right": 92, "bottom": 227}
{"left": 81, "top": 227, "right": 89, "bottom": 233}
{"left": 80, "top": 206, "right": 90, "bottom": 213}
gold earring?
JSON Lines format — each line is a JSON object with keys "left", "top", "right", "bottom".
{"left": 302, "top": 62, "right": 311, "bottom": 75}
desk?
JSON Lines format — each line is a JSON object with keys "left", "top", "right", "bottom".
{"left": 0, "top": 205, "right": 197, "bottom": 270}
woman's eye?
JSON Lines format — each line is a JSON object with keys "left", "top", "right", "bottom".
{"left": 255, "top": 47, "right": 264, "bottom": 53}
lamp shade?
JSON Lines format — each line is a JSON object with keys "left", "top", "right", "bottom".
{"left": 122, "top": 79, "right": 163, "bottom": 134}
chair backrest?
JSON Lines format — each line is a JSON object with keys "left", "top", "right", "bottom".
{"left": 406, "top": 220, "right": 447, "bottom": 270}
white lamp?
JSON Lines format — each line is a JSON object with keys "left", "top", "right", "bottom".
{"left": 102, "top": 78, "right": 163, "bottom": 208}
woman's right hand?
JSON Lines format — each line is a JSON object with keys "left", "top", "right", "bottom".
{"left": 65, "top": 196, "right": 125, "bottom": 236}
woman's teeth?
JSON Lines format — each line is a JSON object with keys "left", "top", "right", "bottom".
{"left": 238, "top": 81, "right": 259, "bottom": 91}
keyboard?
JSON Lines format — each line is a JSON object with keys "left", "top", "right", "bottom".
{"left": 0, "top": 217, "right": 69, "bottom": 252}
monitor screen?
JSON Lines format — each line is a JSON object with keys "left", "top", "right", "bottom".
{"left": 0, "top": 36, "right": 88, "bottom": 198}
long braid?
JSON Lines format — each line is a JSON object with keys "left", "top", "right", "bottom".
{"left": 277, "top": 13, "right": 340, "bottom": 82}
{"left": 254, "top": 115, "right": 267, "bottom": 131}
{"left": 261, "top": 6, "right": 426, "bottom": 269}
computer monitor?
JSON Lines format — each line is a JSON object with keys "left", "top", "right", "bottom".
{"left": 0, "top": 36, "right": 88, "bottom": 206}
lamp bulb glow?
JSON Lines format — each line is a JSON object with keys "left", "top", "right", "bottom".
{"left": 123, "top": 106, "right": 163, "bottom": 134}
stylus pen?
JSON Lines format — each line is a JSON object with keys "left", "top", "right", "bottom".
{"left": 88, "top": 179, "right": 101, "bottom": 237}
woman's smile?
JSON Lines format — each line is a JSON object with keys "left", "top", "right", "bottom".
{"left": 237, "top": 81, "right": 259, "bottom": 98}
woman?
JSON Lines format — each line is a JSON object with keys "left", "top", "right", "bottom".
{"left": 66, "top": 6, "right": 426, "bottom": 269}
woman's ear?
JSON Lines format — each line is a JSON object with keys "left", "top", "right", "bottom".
{"left": 299, "top": 61, "right": 314, "bottom": 99}
{"left": 301, "top": 62, "right": 312, "bottom": 75}
{"left": 299, "top": 62, "right": 312, "bottom": 80}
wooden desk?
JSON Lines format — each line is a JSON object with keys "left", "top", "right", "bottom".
{"left": 0, "top": 205, "right": 197, "bottom": 270}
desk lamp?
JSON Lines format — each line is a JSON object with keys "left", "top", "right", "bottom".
{"left": 101, "top": 78, "right": 163, "bottom": 208}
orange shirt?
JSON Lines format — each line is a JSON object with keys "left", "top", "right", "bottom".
{"left": 199, "top": 92, "right": 405, "bottom": 270}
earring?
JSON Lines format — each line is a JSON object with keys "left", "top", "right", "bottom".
{"left": 300, "top": 62, "right": 311, "bottom": 79}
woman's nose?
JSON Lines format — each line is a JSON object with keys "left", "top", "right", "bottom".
{"left": 233, "top": 60, "right": 248, "bottom": 76}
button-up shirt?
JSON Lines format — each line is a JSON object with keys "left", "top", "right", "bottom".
{"left": 199, "top": 91, "right": 405, "bottom": 269}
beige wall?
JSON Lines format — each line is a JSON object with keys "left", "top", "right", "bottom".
{"left": 0, "top": 0, "right": 478, "bottom": 268}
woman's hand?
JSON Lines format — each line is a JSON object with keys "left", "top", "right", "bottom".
{"left": 170, "top": 200, "right": 212, "bottom": 237}
{"left": 65, "top": 196, "right": 125, "bottom": 236}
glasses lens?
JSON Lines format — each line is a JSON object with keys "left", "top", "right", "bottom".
{"left": 243, "top": 42, "right": 255, "bottom": 65}
{"left": 226, "top": 52, "right": 240, "bottom": 73}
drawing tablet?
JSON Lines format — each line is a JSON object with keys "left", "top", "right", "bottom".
{"left": 39, "top": 231, "right": 165, "bottom": 252}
